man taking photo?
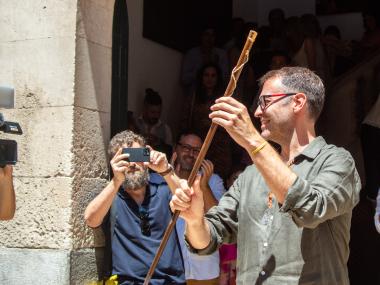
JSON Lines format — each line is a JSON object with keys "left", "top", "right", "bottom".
{"left": 85, "top": 130, "right": 185, "bottom": 285}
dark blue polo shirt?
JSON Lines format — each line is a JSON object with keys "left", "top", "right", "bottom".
{"left": 107, "top": 173, "right": 185, "bottom": 285}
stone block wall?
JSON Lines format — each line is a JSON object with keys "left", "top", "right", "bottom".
{"left": 0, "top": 0, "right": 115, "bottom": 283}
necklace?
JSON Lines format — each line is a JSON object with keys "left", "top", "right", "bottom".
{"left": 267, "top": 157, "right": 297, "bottom": 208}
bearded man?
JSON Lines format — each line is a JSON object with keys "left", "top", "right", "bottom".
{"left": 85, "top": 130, "right": 185, "bottom": 285}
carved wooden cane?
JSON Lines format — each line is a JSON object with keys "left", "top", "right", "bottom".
{"left": 143, "top": 30, "right": 258, "bottom": 285}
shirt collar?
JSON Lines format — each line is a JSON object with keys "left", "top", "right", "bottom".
{"left": 148, "top": 172, "right": 166, "bottom": 188}
{"left": 297, "top": 136, "right": 326, "bottom": 160}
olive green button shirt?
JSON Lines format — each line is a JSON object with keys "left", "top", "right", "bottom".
{"left": 187, "top": 137, "right": 361, "bottom": 285}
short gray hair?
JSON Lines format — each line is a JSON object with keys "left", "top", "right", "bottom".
{"left": 259, "top": 67, "right": 325, "bottom": 120}
{"left": 108, "top": 130, "right": 146, "bottom": 159}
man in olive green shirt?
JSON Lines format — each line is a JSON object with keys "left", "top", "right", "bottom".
{"left": 170, "top": 67, "right": 361, "bottom": 284}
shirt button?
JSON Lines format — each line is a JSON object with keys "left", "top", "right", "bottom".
{"left": 260, "top": 270, "right": 266, "bottom": 276}
{"left": 263, "top": 242, "right": 268, "bottom": 247}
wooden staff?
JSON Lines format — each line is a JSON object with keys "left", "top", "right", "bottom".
{"left": 143, "top": 30, "right": 257, "bottom": 285}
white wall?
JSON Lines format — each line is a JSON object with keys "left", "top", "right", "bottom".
{"left": 127, "top": 0, "right": 183, "bottom": 132}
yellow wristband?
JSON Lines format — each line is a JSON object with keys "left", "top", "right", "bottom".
{"left": 251, "top": 141, "right": 267, "bottom": 156}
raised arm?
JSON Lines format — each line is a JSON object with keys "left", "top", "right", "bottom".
{"left": 209, "top": 97, "right": 297, "bottom": 204}
{"left": 170, "top": 176, "right": 212, "bottom": 249}
{"left": 84, "top": 148, "right": 128, "bottom": 228}
{"left": 147, "top": 147, "right": 183, "bottom": 195}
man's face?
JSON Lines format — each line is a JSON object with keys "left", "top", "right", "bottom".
{"left": 122, "top": 141, "right": 149, "bottom": 191}
{"left": 143, "top": 104, "right": 161, "bottom": 125}
{"left": 175, "top": 135, "right": 202, "bottom": 171}
{"left": 254, "top": 78, "right": 295, "bottom": 143}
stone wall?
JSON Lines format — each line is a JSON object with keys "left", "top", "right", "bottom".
{"left": 0, "top": 0, "right": 114, "bottom": 284}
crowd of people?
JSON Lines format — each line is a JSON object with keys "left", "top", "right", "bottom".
{"left": 126, "top": 7, "right": 380, "bottom": 203}
{"left": 0, "top": 4, "right": 378, "bottom": 285}
{"left": 84, "top": 65, "right": 375, "bottom": 285}
{"left": 82, "top": 8, "right": 380, "bottom": 285}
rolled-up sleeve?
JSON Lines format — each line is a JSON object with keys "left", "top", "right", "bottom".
{"left": 184, "top": 220, "right": 221, "bottom": 255}
{"left": 280, "top": 151, "right": 361, "bottom": 228}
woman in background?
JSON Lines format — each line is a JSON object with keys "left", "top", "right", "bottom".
{"left": 180, "top": 63, "right": 232, "bottom": 180}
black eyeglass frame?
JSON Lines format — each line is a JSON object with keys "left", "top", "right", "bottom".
{"left": 177, "top": 142, "right": 201, "bottom": 155}
{"left": 138, "top": 206, "right": 151, "bottom": 236}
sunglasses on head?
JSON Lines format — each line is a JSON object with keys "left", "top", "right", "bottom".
{"left": 138, "top": 206, "right": 151, "bottom": 236}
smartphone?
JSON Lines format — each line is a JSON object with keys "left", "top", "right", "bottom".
{"left": 0, "top": 139, "right": 17, "bottom": 167}
{"left": 122, "top": 147, "right": 150, "bottom": 162}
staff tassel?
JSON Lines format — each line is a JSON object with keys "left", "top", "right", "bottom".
{"left": 143, "top": 30, "right": 258, "bottom": 285}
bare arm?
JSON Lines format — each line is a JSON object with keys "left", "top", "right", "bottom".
{"left": 185, "top": 216, "right": 212, "bottom": 250}
{"left": 84, "top": 178, "right": 122, "bottom": 228}
{"left": 84, "top": 148, "right": 128, "bottom": 228}
{"left": 0, "top": 165, "right": 16, "bottom": 220}
{"left": 170, "top": 176, "right": 212, "bottom": 249}
{"left": 248, "top": 142, "right": 296, "bottom": 204}
{"left": 209, "top": 97, "right": 297, "bottom": 204}
{"left": 146, "top": 147, "right": 183, "bottom": 195}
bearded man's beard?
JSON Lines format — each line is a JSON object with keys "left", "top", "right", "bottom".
{"left": 123, "top": 168, "right": 149, "bottom": 191}
{"left": 178, "top": 155, "right": 195, "bottom": 171}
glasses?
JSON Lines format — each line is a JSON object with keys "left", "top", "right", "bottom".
{"left": 257, "top": 93, "right": 297, "bottom": 110}
{"left": 177, "top": 143, "right": 201, "bottom": 155}
{"left": 138, "top": 206, "right": 151, "bottom": 236}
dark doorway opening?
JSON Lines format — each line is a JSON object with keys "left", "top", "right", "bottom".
{"left": 143, "top": 0, "right": 232, "bottom": 52}
{"left": 111, "top": 0, "right": 129, "bottom": 137}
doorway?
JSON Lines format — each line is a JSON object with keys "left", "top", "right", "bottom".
{"left": 111, "top": 0, "right": 129, "bottom": 137}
